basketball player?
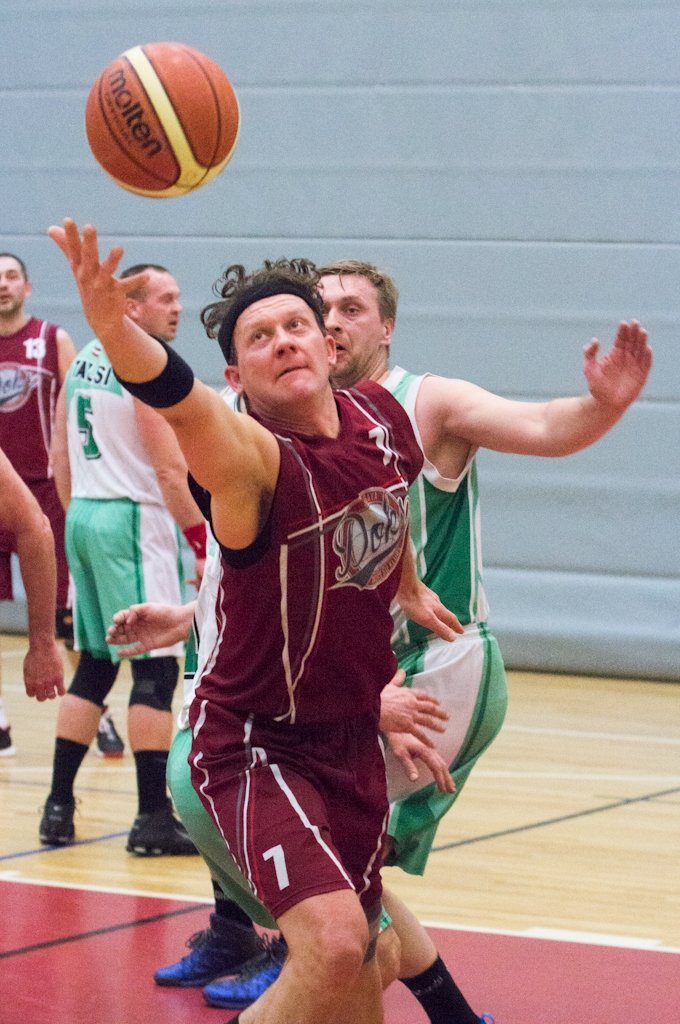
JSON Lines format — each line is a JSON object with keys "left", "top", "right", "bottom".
{"left": 49, "top": 218, "right": 460, "bottom": 1024}
{"left": 40, "top": 260, "right": 206, "bottom": 856}
{"left": 317, "top": 259, "right": 651, "bottom": 1022}
{"left": 0, "top": 447, "right": 64, "bottom": 706}
{"left": 148, "top": 260, "right": 650, "bottom": 1024}
{"left": 0, "top": 253, "right": 75, "bottom": 753}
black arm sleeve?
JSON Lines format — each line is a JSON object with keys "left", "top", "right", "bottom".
{"left": 115, "top": 341, "right": 194, "bottom": 408}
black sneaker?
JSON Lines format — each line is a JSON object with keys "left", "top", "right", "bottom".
{"left": 127, "top": 800, "right": 198, "bottom": 856}
{"left": 0, "top": 725, "right": 16, "bottom": 757}
{"left": 96, "top": 706, "right": 125, "bottom": 758}
{"left": 39, "top": 796, "right": 76, "bottom": 845}
{"left": 203, "top": 935, "right": 288, "bottom": 1008}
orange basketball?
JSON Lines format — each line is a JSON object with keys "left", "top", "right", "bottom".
{"left": 85, "top": 42, "right": 240, "bottom": 198}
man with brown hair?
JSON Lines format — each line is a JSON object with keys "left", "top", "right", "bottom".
{"left": 40, "top": 259, "right": 205, "bottom": 855}
{"left": 49, "top": 218, "right": 458, "bottom": 1024}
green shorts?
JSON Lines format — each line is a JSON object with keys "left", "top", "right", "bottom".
{"left": 167, "top": 729, "right": 277, "bottom": 928}
{"left": 169, "top": 729, "right": 395, "bottom": 933}
{"left": 67, "top": 497, "right": 185, "bottom": 661}
{"left": 385, "top": 625, "right": 508, "bottom": 875}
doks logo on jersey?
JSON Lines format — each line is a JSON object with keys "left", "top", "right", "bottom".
{"left": 332, "top": 487, "right": 407, "bottom": 590}
{"left": 0, "top": 362, "right": 51, "bottom": 413}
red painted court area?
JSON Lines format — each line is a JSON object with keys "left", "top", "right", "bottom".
{"left": 0, "top": 880, "right": 675, "bottom": 1023}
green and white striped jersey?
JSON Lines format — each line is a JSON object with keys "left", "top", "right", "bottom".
{"left": 383, "top": 367, "right": 489, "bottom": 653}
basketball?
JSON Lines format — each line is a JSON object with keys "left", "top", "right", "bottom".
{"left": 85, "top": 42, "right": 240, "bottom": 198}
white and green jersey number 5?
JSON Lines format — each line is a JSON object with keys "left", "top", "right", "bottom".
{"left": 76, "top": 394, "right": 101, "bottom": 459}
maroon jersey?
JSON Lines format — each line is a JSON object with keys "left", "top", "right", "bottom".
{"left": 190, "top": 380, "right": 423, "bottom": 730}
{"left": 0, "top": 317, "right": 60, "bottom": 481}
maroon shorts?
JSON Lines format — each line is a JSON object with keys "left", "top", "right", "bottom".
{"left": 189, "top": 706, "right": 388, "bottom": 921}
{"left": 0, "top": 477, "right": 69, "bottom": 607}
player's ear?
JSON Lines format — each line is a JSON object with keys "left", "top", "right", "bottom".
{"left": 325, "top": 332, "right": 337, "bottom": 367}
{"left": 125, "top": 296, "right": 139, "bottom": 322}
{"left": 224, "top": 364, "right": 243, "bottom": 393}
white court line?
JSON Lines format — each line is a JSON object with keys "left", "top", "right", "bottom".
{"left": 504, "top": 724, "right": 680, "bottom": 746}
{"left": 473, "top": 769, "right": 680, "bottom": 784}
{"left": 418, "top": 919, "right": 680, "bottom": 954}
{"left": 0, "top": 872, "right": 212, "bottom": 905}
{"left": 2, "top": 874, "right": 677, "bottom": 955}
{"left": 522, "top": 927, "right": 677, "bottom": 950}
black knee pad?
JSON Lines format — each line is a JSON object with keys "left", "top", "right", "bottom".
{"left": 129, "top": 656, "right": 179, "bottom": 712}
{"left": 68, "top": 651, "right": 119, "bottom": 706}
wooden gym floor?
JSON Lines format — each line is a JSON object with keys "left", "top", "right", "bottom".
{"left": 1, "top": 633, "right": 678, "bottom": 1022}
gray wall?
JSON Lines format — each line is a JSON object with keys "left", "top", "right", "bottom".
{"left": 2, "top": 2, "right": 678, "bottom": 679}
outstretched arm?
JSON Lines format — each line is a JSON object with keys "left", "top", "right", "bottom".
{"left": 422, "top": 320, "right": 652, "bottom": 463}
{"left": 107, "top": 601, "right": 197, "bottom": 658}
{"left": 48, "top": 219, "right": 279, "bottom": 550}
{"left": 581, "top": 320, "right": 651, "bottom": 410}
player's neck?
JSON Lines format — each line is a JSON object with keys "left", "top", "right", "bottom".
{"left": 356, "top": 354, "right": 390, "bottom": 387}
{"left": 252, "top": 388, "right": 341, "bottom": 439}
{"left": 0, "top": 311, "right": 30, "bottom": 337}
{"left": 376, "top": 359, "right": 393, "bottom": 385}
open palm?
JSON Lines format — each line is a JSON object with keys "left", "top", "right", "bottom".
{"left": 583, "top": 320, "right": 652, "bottom": 409}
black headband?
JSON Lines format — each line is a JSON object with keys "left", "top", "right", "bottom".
{"left": 216, "top": 280, "right": 325, "bottom": 364}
